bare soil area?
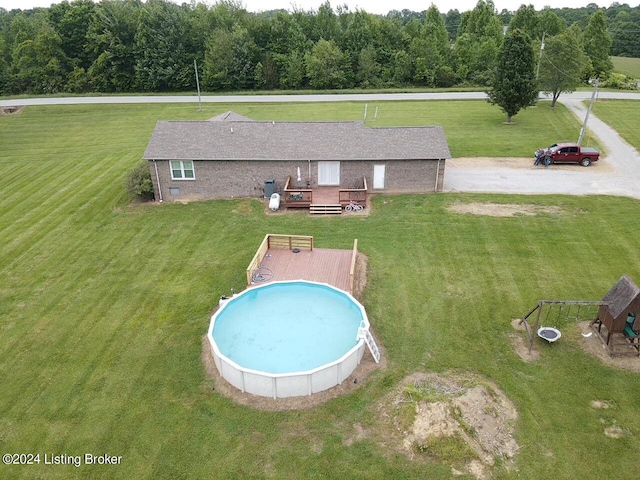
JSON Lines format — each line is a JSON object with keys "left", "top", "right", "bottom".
{"left": 0, "top": 106, "right": 24, "bottom": 115}
{"left": 449, "top": 201, "right": 565, "bottom": 217}
{"left": 369, "top": 372, "right": 519, "bottom": 480}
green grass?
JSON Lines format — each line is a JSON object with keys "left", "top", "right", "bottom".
{"left": 1, "top": 102, "right": 639, "bottom": 479}
{"left": 612, "top": 56, "right": 640, "bottom": 79}
{"left": 593, "top": 99, "right": 640, "bottom": 150}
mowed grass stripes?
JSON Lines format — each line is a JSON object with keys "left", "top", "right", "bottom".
{"left": 0, "top": 102, "right": 639, "bottom": 479}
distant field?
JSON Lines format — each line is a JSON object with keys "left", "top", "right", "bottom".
{"left": 1, "top": 102, "right": 639, "bottom": 480}
{"left": 593, "top": 99, "right": 640, "bottom": 149}
{"left": 612, "top": 56, "right": 640, "bottom": 79}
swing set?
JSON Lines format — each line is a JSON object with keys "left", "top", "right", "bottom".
{"left": 519, "top": 300, "right": 611, "bottom": 354}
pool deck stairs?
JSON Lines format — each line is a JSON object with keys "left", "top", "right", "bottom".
{"left": 359, "top": 327, "right": 380, "bottom": 363}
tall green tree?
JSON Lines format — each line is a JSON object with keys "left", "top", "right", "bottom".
{"left": 134, "top": 0, "right": 192, "bottom": 91}
{"left": 203, "top": 26, "right": 260, "bottom": 91}
{"left": 454, "top": 0, "right": 503, "bottom": 85}
{"left": 11, "top": 22, "right": 69, "bottom": 94}
{"left": 277, "top": 49, "right": 306, "bottom": 89}
{"left": 538, "top": 25, "right": 588, "bottom": 107}
{"left": 583, "top": 10, "right": 613, "bottom": 79}
{"left": 487, "top": 29, "right": 537, "bottom": 123}
{"left": 424, "top": 5, "right": 449, "bottom": 57}
{"left": 611, "top": 20, "right": 640, "bottom": 57}
{"left": 48, "top": 0, "right": 96, "bottom": 70}
{"left": 509, "top": 4, "right": 540, "bottom": 40}
{"left": 87, "top": 0, "right": 140, "bottom": 92}
{"left": 538, "top": 8, "right": 566, "bottom": 37}
{"left": 304, "top": 38, "right": 347, "bottom": 89}
{"left": 356, "top": 45, "right": 381, "bottom": 87}
{"left": 444, "top": 9, "right": 461, "bottom": 41}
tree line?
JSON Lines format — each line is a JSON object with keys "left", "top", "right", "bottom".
{"left": 0, "top": 0, "right": 638, "bottom": 96}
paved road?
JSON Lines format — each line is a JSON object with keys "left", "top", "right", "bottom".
{"left": 2, "top": 91, "right": 639, "bottom": 199}
{"left": 2, "top": 91, "right": 639, "bottom": 106}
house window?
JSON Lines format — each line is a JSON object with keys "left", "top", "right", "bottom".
{"left": 170, "top": 160, "right": 195, "bottom": 180}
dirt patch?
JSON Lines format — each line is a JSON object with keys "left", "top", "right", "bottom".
{"left": 604, "top": 424, "right": 627, "bottom": 438}
{"left": 372, "top": 372, "right": 519, "bottom": 479}
{"left": 591, "top": 400, "right": 613, "bottom": 409}
{"left": 509, "top": 319, "right": 540, "bottom": 362}
{"left": 0, "top": 106, "right": 24, "bottom": 115}
{"left": 201, "top": 252, "right": 385, "bottom": 410}
{"left": 575, "top": 321, "right": 640, "bottom": 372}
{"left": 449, "top": 201, "right": 564, "bottom": 217}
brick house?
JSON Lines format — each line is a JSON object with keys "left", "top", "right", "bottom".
{"left": 143, "top": 111, "right": 451, "bottom": 204}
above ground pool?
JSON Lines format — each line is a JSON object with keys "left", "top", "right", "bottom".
{"left": 207, "top": 280, "right": 371, "bottom": 398}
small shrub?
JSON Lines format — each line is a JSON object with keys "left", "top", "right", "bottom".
{"left": 125, "top": 160, "right": 153, "bottom": 200}
{"left": 600, "top": 72, "right": 638, "bottom": 90}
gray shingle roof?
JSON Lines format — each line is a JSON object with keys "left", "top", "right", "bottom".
{"left": 143, "top": 119, "right": 450, "bottom": 161}
{"left": 602, "top": 274, "right": 640, "bottom": 318}
{"left": 208, "top": 111, "right": 254, "bottom": 122}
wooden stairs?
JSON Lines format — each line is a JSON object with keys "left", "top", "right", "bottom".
{"left": 309, "top": 204, "right": 342, "bottom": 215}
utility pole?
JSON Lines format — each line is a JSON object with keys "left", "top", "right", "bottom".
{"left": 536, "top": 32, "right": 545, "bottom": 80}
{"left": 578, "top": 78, "right": 598, "bottom": 145}
{"left": 194, "top": 59, "right": 202, "bottom": 111}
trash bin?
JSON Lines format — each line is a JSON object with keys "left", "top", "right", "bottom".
{"left": 264, "top": 179, "right": 275, "bottom": 198}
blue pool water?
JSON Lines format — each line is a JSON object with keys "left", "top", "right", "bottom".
{"left": 212, "top": 281, "right": 365, "bottom": 374}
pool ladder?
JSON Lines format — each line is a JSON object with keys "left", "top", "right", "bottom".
{"left": 358, "top": 327, "right": 380, "bottom": 363}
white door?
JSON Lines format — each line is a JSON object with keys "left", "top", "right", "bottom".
{"left": 318, "top": 161, "right": 340, "bottom": 186}
{"left": 373, "top": 165, "right": 385, "bottom": 189}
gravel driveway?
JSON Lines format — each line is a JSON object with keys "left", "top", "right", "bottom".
{"left": 444, "top": 92, "right": 640, "bottom": 199}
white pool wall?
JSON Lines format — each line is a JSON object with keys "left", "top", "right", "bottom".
{"left": 208, "top": 280, "right": 370, "bottom": 399}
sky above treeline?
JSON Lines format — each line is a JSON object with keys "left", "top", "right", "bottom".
{"left": 1, "top": 0, "right": 635, "bottom": 14}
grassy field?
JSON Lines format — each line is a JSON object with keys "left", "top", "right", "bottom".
{"left": 1, "top": 101, "right": 639, "bottom": 480}
{"left": 593, "top": 99, "right": 640, "bottom": 150}
{"left": 612, "top": 56, "right": 640, "bottom": 79}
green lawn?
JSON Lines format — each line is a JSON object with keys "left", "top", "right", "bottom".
{"left": 1, "top": 102, "right": 639, "bottom": 479}
{"left": 612, "top": 56, "right": 640, "bottom": 79}
{"left": 593, "top": 99, "right": 640, "bottom": 150}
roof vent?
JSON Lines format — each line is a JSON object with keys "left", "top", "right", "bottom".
{"left": 230, "top": 127, "right": 234, "bottom": 134}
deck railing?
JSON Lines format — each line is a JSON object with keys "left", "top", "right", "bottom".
{"left": 339, "top": 177, "right": 368, "bottom": 206}
{"left": 283, "top": 176, "right": 368, "bottom": 208}
{"left": 245, "top": 234, "right": 314, "bottom": 285}
{"left": 349, "top": 239, "right": 358, "bottom": 294}
{"left": 283, "top": 176, "right": 313, "bottom": 207}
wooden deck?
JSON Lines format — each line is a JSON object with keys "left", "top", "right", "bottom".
{"left": 282, "top": 176, "right": 368, "bottom": 210}
{"left": 310, "top": 187, "right": 340, "bottom": 204}
{"left": 253, "top": 247, "right": 353, "bottom": 292}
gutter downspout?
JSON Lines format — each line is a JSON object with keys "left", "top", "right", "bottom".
{"left": 153, "top": 160, "right": 163, "bottom": 202}
{"left": 434, "top": 159, "right": 441, "bottom": 192}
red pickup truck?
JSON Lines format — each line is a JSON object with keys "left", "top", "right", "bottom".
{"left": 535, "top": 143, "right": 600, "bottom": 167}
